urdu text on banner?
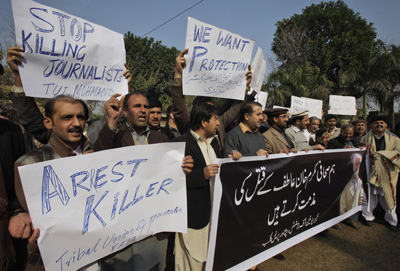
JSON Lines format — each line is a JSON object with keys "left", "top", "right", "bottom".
{"left": 12, "top": 0, "right": 128, "bottom": 101}
{"left": 183, "top": 17, "right": 255, "bottom": 100}
{"left": 18, "top": 142, "right": 187, "bottom": 271}
{"left": 206, "top": 149, "right": 368, "bottom": 271}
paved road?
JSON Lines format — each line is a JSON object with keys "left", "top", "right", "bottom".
{"left": 256, "top": 217, "right": 399, "bottom": 271}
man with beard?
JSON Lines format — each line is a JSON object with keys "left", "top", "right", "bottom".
{"left": 303, "top": 116, "right": 320, "bottom": 142}
{"left": 263, "top": 108, "right": 297, "bottom": 154}
{"left": 285, "top": 110, "right": 324, "bottom": 151}
{"left": 327, "top": 124, "right": 361, "bottom": 149}
{"left": 352, "top": 119, "right": 367, "bottom": 141}
{"left": 223, "top": 102, "right": 268, "bottom": 157}
{"left": 361, "top": 116, "right": 400, "bottom": 232}
{"left": 339, "top": 153, "right": 367, "bottom": 230}
{"left": 324, "top": 114, "right": 341, "bottom": 139}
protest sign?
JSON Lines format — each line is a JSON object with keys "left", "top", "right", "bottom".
{"left": 206, "top": 149, "right": 368, "bottom": 271}
{"left": 328, "top": 95, "right": 357, "bottom": 115}
{"left": 18, "top": 142, "right": 187, "bottom": 270}
{"left": 12, "top": 0, "right": 128, "bottom": 100}
{"left": 183, "top": 17, "right": 255, "bottom": 100}
{"left": 290, "top": 95, "right": 304, "bottom": 112}
{"left": 256, "top": 91, "right": 268, "bottom": 111}
{"left": 302, "top": 97, "right": 323, "bottom": 119}
{"left": 250, "top": 47, "right": 267, "bottom": 94}
{"left": 290, "top": 96, "right": 323, "bottom": 119}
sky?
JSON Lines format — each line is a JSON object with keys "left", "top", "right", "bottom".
{"left": 1, "top": 0, "right": 400, "bottom": 73}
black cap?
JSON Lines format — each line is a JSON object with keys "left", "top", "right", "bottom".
{"left": 265, "top": 108, "right": 288, "bottom": 117}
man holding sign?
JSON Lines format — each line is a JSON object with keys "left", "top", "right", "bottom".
{"left": 9, "top": 95, "right": 95, "bottom": 271}
{"left": 94, "top": 92, "right": 193, "bottom": 270}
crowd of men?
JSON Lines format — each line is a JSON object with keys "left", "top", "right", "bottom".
{"left": 0, "top": 47, "right": 399, "bottom": 271}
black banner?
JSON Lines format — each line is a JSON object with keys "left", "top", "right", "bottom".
{"left": 207, "top": 150, "right": 368, "bottom": 271}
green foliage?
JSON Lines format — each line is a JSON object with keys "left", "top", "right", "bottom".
{"left": 368, "top": 43, "right": 400, "bottom": 124}
{"left": 268, "top": 0, "right": 377, "bottom": 106}
{"left": 124, "top": 32, "right": 179, "bottom": 100}
{"left": 0, "top": 66, "right": 13, "bottom": 100}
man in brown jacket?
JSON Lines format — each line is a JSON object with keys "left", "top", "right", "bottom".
{"left": 263, "top": 108, "right": 297, "bottom": 154}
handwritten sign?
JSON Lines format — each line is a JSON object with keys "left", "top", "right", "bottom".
{"left": 328, "top": 95, "right": 357, "bottom": 115}
{"left": 206, "top": 150, "right": 368, "bottom": 271}
{"left": 290, "top": 95, "right": 304, "bottom": 112}
{"left": 290, "top": 96, "right": 323, "bottom": 119}
{"left": 12, "top": 0, "right": 128, "bottom": 100}
{"left": 250, "top": 47, "right": 267, "bottom": 94}
{"left": 18, "top": 142, "right": 187, "bottom": 270}
{"left": 183, "top": 17, "right": 254, "bottom": 100}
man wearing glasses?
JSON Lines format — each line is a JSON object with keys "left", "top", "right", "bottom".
{"left": 263, "top": 108, "right": 297, "bottom": 155}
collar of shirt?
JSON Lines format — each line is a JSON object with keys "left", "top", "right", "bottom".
{"left": 373, "top": 133, "right": 385, "bottom": 140}
{"left": 73, "top": 145, "right": 83, "bottom": 155}
{"left": 239, "top": 122, "right": 259, "bottom": 134}
{"left": 126, "top": 122, "right": 150, "bottom": 137}
{"left": 291, "top": 125, "right": 304, "bottom": 133}
{"left": 306, "top": 129, "right": 315, "bottom": 135}
{"left": 272, "top": 126, "right": 285, "bottom": 134}
{"left": 329, "top": 127, "right": 338, "bottom": 135}
{"left": 190, "top": 129, "right": 215, "bottom": 143}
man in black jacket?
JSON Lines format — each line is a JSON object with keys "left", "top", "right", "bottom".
{"left": 327, "top": 123, "right": 361, "bottom": 149}
{"left": 172, "top": 103, "right": 225, "bottom": 270}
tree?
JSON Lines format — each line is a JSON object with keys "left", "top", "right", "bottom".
{"left": 368, "top": 43, "right": 400, "bottom": 125}
{"left": 124, "top": 32, "right": 179, "bottom": 99}
{"left": 269, "top": 0, "right": 377, "bottom": 105}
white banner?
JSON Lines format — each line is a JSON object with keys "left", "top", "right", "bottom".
{"left": 328, "top": 95, "right": 357, "bottom": 115}
{"left": 250, "top": 47, "right": 267, "bottom": 94}
{"left": 290, "top": 96, "right": 323, "bottom": 119}
{"left": 183, "top": 17, "right": 254, "bottom": 100}
{"left": 18, "top": 142, "right": 187, "bottom": 270}
{"left": 301, "top": 97, "right": 323, "bottom": 119}
{"left": 12, "top": 0, "right": 128, "bottom": 100}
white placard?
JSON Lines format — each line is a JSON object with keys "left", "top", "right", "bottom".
{"left": 18, "top": 142, "right": 187, "bottom": 270}
{"left": 290, "top": 95, "right": 304, "bottom": 112}
{"left": 328, "top": 95, "right": 357, "bottom": 115}
{"left": 250, "top": 47, "right": 267, "bottom": 94}
{"left": 301, "top": 97, "right": 323, "bottom": 119}
{"left": 12, "top": 0, "right": 128, "bottom": 100}
{"left": 183, "top": 17, "right": 254, "bottom": 100}
{"left": 290, "top": 96, "right": 323, "bottom": 119}
{"left": 256, "top": 91, "right": 268, "bottom": 111}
